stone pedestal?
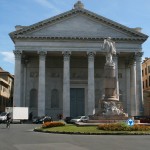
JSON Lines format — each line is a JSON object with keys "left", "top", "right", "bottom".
{"left": 103, "top": 64, "right": 118, "bottom": 101}
{"left": 95, "top": 62, "right": 127, "bottom": 118}
{"left": 100, "top": 63, "right": 126, "bottom": 116}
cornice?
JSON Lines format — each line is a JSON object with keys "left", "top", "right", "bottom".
{"left": 9, "top": 8, "right": 148, "bottom": 41}
{"left": 12, "top": 35, "right": 147, "bottom": 42}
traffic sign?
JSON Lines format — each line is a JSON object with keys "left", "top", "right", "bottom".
{"left": 127, "top": 118, "right": 134, "bottom": 126}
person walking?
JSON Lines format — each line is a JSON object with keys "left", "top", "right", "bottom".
{"left": 6, "top": 113, "right": 11, "bottom": 128}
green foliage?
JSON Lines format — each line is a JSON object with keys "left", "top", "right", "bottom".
{"left": 43, "top": 124, "right": 99, "bottom": 133}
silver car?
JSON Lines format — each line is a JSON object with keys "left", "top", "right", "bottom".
{"left": 70, "top": 116, "right": 89, "bottom": 123}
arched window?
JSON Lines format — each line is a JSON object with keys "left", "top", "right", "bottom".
{"left": 30, "top": 89, "right": 37, "bottom": 108}
{"left": 51, "top": 89, "right": 59, "bottom": 108}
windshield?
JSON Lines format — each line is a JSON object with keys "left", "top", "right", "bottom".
{"left": 0, "top": 112, "right": 7, "bottom": 116}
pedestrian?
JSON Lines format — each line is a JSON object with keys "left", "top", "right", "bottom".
{"left": 58, "top": 114, "right": 63, "bottom": 120}
{"left": 29, "top": 112, "right": 33, "bottom": 121}
{"left": 6, "top": 113, "right": 11, "bottom": 128}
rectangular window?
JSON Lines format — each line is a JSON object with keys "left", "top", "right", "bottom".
{"left": 143, "top": 81, "right": 144, "bottom": 89}
{"left": 149, "top": 76, "right": 150, "bottom": 86}
{"left": 148, "top": 66, "right": 150, "bottom": 73}
{"left": 146, "top": 79, "right": 148, "bottom": 88}
{"left": 142, "top": 70, "right": 144, "bottom": 76}
{"left": 145, "top": 68, "right": 147, "bottom": 75}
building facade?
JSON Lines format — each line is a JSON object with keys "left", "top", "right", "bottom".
{"left": 142, "top": 58, "right": 150, "bottom": 115}
{"left": 0, "top": 67, "right": 14, "bottom": 112}
{"left": 10, "top": 1, "right": 148, "bottom": 119}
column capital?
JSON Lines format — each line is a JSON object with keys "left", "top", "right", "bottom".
{"left": 127, "top": 54, "right": 136, "bottom": 66}
{"left": 135, "top": 52, "right": 143, "bottom": 62}
{"left": 62, "top": 51, "right": 71, "bottom": 61}
{"left": 13, "top": 50, "right": 22, "bottom": 60}
{"left": 125, "top": 56, "right": 135, "bottom": 67}
{"left": 38, "top": 51, "right": 47, "bottom": 60}
{"left": 87, "top": 51, "right": 96, "bottom": 61}
{"left": 38, "top": 51, "right": 47, "bottom": 56}
{"left": 135, "top": 52, "right": 144, "bottom": 57}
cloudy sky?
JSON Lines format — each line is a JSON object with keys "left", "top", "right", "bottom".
{"left": 0, "top": 0, "right": 150, "bottom": 74}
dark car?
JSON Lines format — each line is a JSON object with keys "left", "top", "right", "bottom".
{"left": 43, "top": 116, "right": 53, "bottom": 123}
{"left": 32, "top": 116, "right": 52, "bottom": 124}
{"left": 134, "top": 116, "right": 150, "bottom": 123}
{"left": 64, "top": 117, "right": 73, "bottom": 124}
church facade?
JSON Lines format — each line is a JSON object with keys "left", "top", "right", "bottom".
{"left": 10, "top": 1, "right": 148, "bottom": 119}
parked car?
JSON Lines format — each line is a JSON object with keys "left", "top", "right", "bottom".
{"left": 70, "top": 116, "right": 89, "bottom": 124}
{"left": 43, "top": 116, "right": 53, "bottom": 123}
{"left": 134, "top": 116, "right": 150, "bottom": 123}
{"left": 64, "top": 117, "right": 73, "bottom": 124}
{"left": 32, "top": 116, "right": 52, "bottom": 124}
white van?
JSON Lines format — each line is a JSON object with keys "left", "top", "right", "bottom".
{"left": 5, "top": 107, "right": 28, "bottom": 123}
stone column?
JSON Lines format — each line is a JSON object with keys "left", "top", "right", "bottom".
{"left": 135, "top": 52, "right": 144, "bottom": 115}
{"left": 22, "top": 57, "right": 29, "bottom": 107}
{"left": 87, "top": 52, "right": 96, "bottom": 115}
{"left": 125, "top": 60, "right": 131, "bottom": 114}
{"left": 13, "top": 50, "right": 22, "bottom": 107}
{"left": 113, "top": 54, "right": 119, "bottom": 99}
{"left": 130, "top": 58, "right": 137, "bottom": 116}
{"left": 38, "top": 51, "right": 47, "bottom": 116}
{"left": 62, "top": 51, "right": 71, "bottom": 118}
{"left": 21, "top": 59, "right": 24, "bottom": 107}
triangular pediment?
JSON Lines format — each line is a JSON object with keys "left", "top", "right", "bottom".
{"left": 24, "top": 15, "right": 133, "bottom": 38}
{"left": 10, "top": 8, "right": 148, "bottom": 41}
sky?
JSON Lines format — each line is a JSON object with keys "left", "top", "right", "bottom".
{"left": 0, "top": 0, "right": 150, "bottom": 75}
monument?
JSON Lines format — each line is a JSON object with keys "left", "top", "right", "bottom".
{"left": 89, "top": 37, "right": 128, "bottom": 122}
{"left": 101, "top": 37, "right": 125, "bottom": 116}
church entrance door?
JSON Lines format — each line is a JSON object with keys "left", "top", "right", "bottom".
{"left": 70, "top": 88, "right": 85, "bottom": 118}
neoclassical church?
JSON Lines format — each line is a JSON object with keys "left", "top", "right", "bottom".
{"left": 10, "top": 1, "right": 148, "bottom": 119}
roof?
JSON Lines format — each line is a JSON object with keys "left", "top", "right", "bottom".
{"left": 0, "top": 78, "right": 9, "bottom": 87}
{"left": 0, "top": 67, "right": 14, "bottom": 79}
{"left": 0, "top": 67, "right": 5, "bottom": 72}
{"left": 142, "top": 58, "right": 150, "bottom": 64}
{"left": 9, "top": 2, "right": 148, "bottom": 42}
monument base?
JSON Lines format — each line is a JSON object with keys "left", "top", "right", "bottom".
{"left": 88, "top": 100, "right": 129, "bottom": 123}
{"left": 100, "top": 100, "right": 125, "bottom": 116}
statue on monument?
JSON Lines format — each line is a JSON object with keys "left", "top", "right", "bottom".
{"left": 103, "top": 37, "right": 116, "bottom": 65}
